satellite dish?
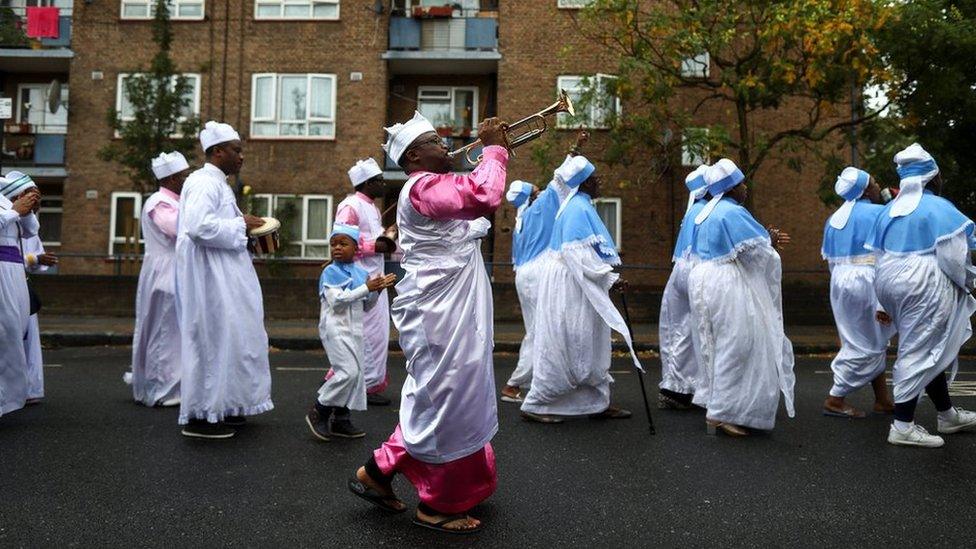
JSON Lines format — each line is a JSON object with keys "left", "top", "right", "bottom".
{"left": 47, "top": 79, "right": 62, "bottom": 114}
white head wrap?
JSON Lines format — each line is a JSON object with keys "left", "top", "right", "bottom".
{"left": 382, "top": 111, "right": 436, "bottom": 165}
{"left": 199, "top": 120, "right": 241, "bottom": 152}
{"left": 684, "top": 164, "right": 709, "bottom": 213}
{"left": 695, "top": 158, "right": 744, "bottom": 225}
{"left": 151, "top": 151, "right": 190, "bottom": 180}
{"left": 348, "top": 158, "right": 383, "bottom": 187}
{"left": 889, "top": 143, "right": 939, "bottom": 218}
{"left": 0, "top": 171, "right": 37, "bottom": 200}
{"left": 507, "top": 180, "right": 536, "bottom": 233}
{"left": 554, "top": 155, "right": 597, "bottom": 218}
{"left": 829, "top": 167, "right": 871, "bottom": 229}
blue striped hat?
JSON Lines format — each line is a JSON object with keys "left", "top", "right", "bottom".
{"left": 0, "top": 171, "right": 37, "bottom": 200}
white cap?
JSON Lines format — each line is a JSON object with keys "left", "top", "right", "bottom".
{"left": 382, "top": 111, "right": 436, "bottom": 165}
{"left": 684, "top": 164, "right": 710, "bottom": 212}
{"left": 554, "top": 155, "right": 596, "bottom": 189}
{"left": 0, "top": 171, "right": 37, "bottom": 200}
{"left": 890, "top": 143, "right": 939, "bottom": 218}
{"left": 695, "top": 158, "right": 745, "bottom": 225}
{"left": 200, "top": 120, "right": 241, "bottom": 152}
{"left": 829, "top": 167, "right": 871, "bottom": 229}
{"left": 348, "top": 158, "right": 384, "bottom": 187}
{"left": 151, "top": 151, "right": 190, "bottom": 180}
{"left": 506, "top": 180, "right": 536, "bottom": 208}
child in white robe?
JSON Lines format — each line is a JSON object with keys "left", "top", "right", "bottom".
{"left": 306, "top": 224, "right": 396, "bottom": 440}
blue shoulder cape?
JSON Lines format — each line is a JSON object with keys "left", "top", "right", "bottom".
{"left": 549, "top": 192, "right": 620, "bottom": 265}
{"left": 673, "top": 199, "right": 707, "bottom": 261}
{"left": 866, "top": 190, "right": 976, "bottom": 254}
{"left": 821, "top": 200, "right": 884, "bottom": 260}
{"left": 320, "top": 260, "right": 369, "bottom": 294}
{"left": 691, "top": 197, "right": 770, "bottom": 261}
{"left": 513, "top": 185, "right": 560, "bottom": 267}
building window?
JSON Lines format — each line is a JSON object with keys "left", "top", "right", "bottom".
{"left": 109, "top": 192, "right": 145, "bottom": 256}
{"left": 8, "top": 0, "right": 74, "bottom": 15}
{"left": 417, "top": 87, "right": 478, "bottom": 137}
{"left": 16, "top": 84, "right": 68, "bottom": 135}
{"left": 557, "top": 0, "right": 590, "bottom": 8}
{"left": 254, "top": 0, "right": 339, "bottom": 20}
{"left": 116, "top": 73, "right": 201, "bottom": 133}
{"left": 251, "top": 74, "right": 337, "bottom": 139}
{"left": 121, "top": 0, "right": 205, "bottom": 19}
{"left": 556, "top": 75, "right": 620, "bottom": 130}
{"left": 681, "top": 128, "right": 709, "bottom": 167}
{"left": 250, "top": 194, "right": 333, "bottom": 258}
{"left": 38, "top": 194, "right": 63, "bottom": 247}
{"left": 593, "top": 197, "right": 622, "bottom": 249}
{"left": 680, "top": 52, "right": 710, "bottom": 79}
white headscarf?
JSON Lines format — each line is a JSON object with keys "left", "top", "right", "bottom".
{"left": 151, "top": 151, "right": 190, "bottom": 180}
{"left": 889, "top": 143, "right": 940, "bottom": 218}
{"left": 382, "top": 111, "right": 436, "bottom": 165}
{"left": 829, "top": 167, "right": 871, "bottom": 230}
{"left": 554, "top": 155, "right": 596, "bottom": 218}
{"left": 348, "top": 158, "right": 383, "bottom": 187}
{"left": 684, "top": 165, "right": 709, "bottom": 213}
{"left": 199, "top": 120, "right": 241, "bottom": 151}
{"left": 507, "top": 180, "right": 536, "bottom": 233}
{"left": 695, "top": 158, "right": 744, "bottom": 225}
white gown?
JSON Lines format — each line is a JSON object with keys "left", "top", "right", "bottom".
{"left": 658, "top": 257, "right": 700, "bottom": 396}
{"left": 392, "top": 174, "right": 497, "bottom": 464}
{"left": 508, "top": 257, "right": 543, "bottom": 388}
{"left": 175, "top": 163, "right": 273, "bottom": 424}
{"left": 688, "top": 243, "right": 796, "bottom": 430}
{"left": 22, "top": 234, "right": 47, "bottom": 400}
{"left": 317, "top": 279, "right": 377, "bottom": 411}
{"left": 130, "top": 190, "right": 182, "bottom": 406}
{"left": 0, "top": 197, "right": 37, "bottom": 415}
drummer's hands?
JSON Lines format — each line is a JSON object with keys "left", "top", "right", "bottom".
{"left": 244, "top": 214, "right": 264, "bottom": 232}
{"left": 478, "top": 118, "right": 508, "bottom": 149}
{"left": 768, "top": 226, "right": 791, "bottom": 250}
{"left": 367, "top": 273, "right": 397, "bottom": 292}
{"left": 12, "top": 193, "right": 38, "bottom": 216}
{"left": 38, "top": 253, "right": 59, "bottom": 267}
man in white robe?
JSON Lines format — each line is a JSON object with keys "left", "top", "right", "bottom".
{"left": 520, "top": 156, "right": 641, "bottom": 423}
{"left": 866, "top": 144, "right": 976, "bottom": 448}
{"left": 687, "top": 159, "right": 795, "bottom": 436}
{"left": 175, "top": 121, "right": 273, "bottom": 439}
{"left": 129, "top": 152, "right": 189, "bottom": 407}
{"left": 0, "top": 173, "right": 40, "bottom": 416}
{"left": 333, "top": 158, "right": 396, "bottom": 406}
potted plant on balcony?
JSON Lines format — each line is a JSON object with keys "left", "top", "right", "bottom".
{"left": 413, "top": 4, "right": 453, "bottom": 18}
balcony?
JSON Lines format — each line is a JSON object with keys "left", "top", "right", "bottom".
{"left": 3, "top": 123, "right": 67, "bottom": 178}
{"left": 0, "top": 6, "right": 73, "bottom": 72}
{"left": 384, "top": 6, "right": 500, "bottom": 75}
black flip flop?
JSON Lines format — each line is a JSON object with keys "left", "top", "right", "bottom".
{"left": 412, "top": 514, "right": 484, "bottom": 535}
{"left": 347, "top": 478, "right": 407, "bottom": 514}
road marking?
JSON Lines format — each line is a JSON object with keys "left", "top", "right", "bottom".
{"left": 276, "top": 367, "right": 324, "bottom": 372}
{"left": 43, "top": 364, "right": 63, "bottom": 368}
{"left": 610, "top": 370, "right": 632, "bottom": 375}
{"left": 814, "top": 370, "right": 975, "bottom": 396}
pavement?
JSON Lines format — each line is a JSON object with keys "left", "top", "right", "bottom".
{"left": 3, "top": 348, "right": 976, "bottom": 547}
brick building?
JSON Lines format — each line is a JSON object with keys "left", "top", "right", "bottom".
{"left": 3, "top": 0, "right": 838, "bottom": 289}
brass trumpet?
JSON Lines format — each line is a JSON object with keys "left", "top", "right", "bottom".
{"left": 448, "top": 89, "right": 575, "bottom": 165}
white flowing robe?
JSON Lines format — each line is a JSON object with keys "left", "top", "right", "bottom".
{"left": 392, "top": 174, "right": 498, "bottom": 464}
{"left": 335, "top": 193, "right": 390, "bottom": 393}
{"left": 508, "top": 257, "right": 544, "bottom": 388}
{"left": 873, "top": 236, "right": 976, "bottom": 403}
{"left": 658, "top": 257, "right": 701, "bottom": 396}
{"left": 0, "top": 197, "right": 37, "bottom": 415}
{"left": 22, "top": 234, "right": 47, "bottom": 400}
{"left": 688, "top": 243, "right": 796, "bottom": 430}
{"left": 827, "top": 260, "right": 895, "bottom": 397}
{"left": 175, "top": 163, "right": 273, "bottom": 424}
{"left": 317, "top": 281, "right": 377, "bottom": 411}
{"left": 130, "top": 190, "right": 182, "bottom": 406}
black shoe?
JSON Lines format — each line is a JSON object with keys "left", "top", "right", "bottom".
{"left": 181, "top": 420, "right": 235, "bottom": 439}
{"left": 331, "top": 416, "right": 366, "bottom": 439}
{"left": 305, "top": 407, "right": 332, "bottom": 441}
{"left": 367, "top": 393, "right": 392, "bottom": 406}
{"left": 224, "top": 415, "right": 247, "bottom": 427}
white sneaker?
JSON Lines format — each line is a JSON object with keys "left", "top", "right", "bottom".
{"left": 937, "top": 407, "right": 976, "bottom": 434}
{"left": 887, "top": 423, "right": 945, "bottom": 448}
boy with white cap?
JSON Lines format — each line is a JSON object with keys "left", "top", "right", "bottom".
{"left": 175, "top": 121, "right": 272, "bottom": 439}
{"left": 866, "top": 143, "right": 976, "bottom": 448}
{"left": 658, "top": 164, "right": 709, "bottom": 410}
{"left": 820, "top": 167, "right": 895, "bottom": 418}
{"left": 347, "top": 112, "right": 507, "bottom": 534}
{"left": 332, "top": 158, "right": 396, "bottom": 406}
{"left": 687, "top": 158, "right": 795, "bottom": 436}
{"left": 128, "top": 152, "right": 191, "bottom": 407}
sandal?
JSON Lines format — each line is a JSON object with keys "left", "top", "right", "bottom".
{"left": 347, "top": 478, "right": 407, "bottom": 514}
{"left": 822, "top": 406, "right": 866, "bottom": 419}
{"left": 412, "top": 513, "right": 484, "bottom": 535}
{"left": 520, "top": 411, "right": 564, "bottom": 424}
{"left": 500, "top": 390, "right": 524, "bottom": 404}
{"left": 589, "top": 406, "right": 633, "bottom": 420}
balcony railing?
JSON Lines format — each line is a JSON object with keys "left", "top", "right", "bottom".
{"left": 389, "top": 11, "right": 498, "bottom": 52}
{"left": 3, "top": 125, "right": 67, "bottom": 167}
{"left": 0, "top": 6, "right": 72, "bottom": 49}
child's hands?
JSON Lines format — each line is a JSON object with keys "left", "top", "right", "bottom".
{"left": 367, "top": 273, "right": 397, "bottom": 292}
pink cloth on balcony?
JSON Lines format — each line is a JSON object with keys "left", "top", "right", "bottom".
{"left": 26, "top": 7, "right": 60, "bottom": 39}
{"left": 373, "top": 425, "right": 497, "bottom": 514}
{"left": 407, "top": 145, "right": 508, "bottom": 221}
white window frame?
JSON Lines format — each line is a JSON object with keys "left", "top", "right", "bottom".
{"left": 115, "top": 73, "right": 201, "bottom": 136}
{"left": 681, "top": 127, "right": 710, "bottom": 167}
{"left": 120, "top": 0, "right": 206, "bottom": 21}
{"left": 252, "top": 193, "right": 334, "bottom": 258}
{"left": 557, "top": 0, "right": 590, "bottom": 8}
{"left": 556, "top": 74, "right": 621, "bottom": 130}
{"left": 16, "top": 83, "right": 69, "bottom": 135}
{"left": 8, "top": 0, "right": 74, "bottom": 15}
{"left": 249, "top": 73, "right": 338, "bottom": 140}
{"left": 680, "top": 52, "right": 710, "bottom": 79}
{"left": 109, "top": 191, "right": 144, "bottom": 255}
{"left": 417, "top": 86, "right": 479, "bottom": 137}
{"left": 38, "top": 194, "right": 63, "bottom": 247}
{"left": 592, "top": 197, "right": 622, "bottom": 250}
{"left": 253, "top": 0, "right": 340, "bottom": 21}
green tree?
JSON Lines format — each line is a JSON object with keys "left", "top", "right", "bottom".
{"left": 0, "top": 7, "right": 29, "bottom": 47}
{"left": 98, "top": 0, "right": 201, "bottom": 194}
{"left": 572, "top": 0, "right": 894, "bottom": 185}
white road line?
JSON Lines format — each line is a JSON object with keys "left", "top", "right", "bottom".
{"left": 276, "top": 367, "right": 325, "bottom": 372}
{"left": 43, "top": 364, "right": 63, "bottom": 368}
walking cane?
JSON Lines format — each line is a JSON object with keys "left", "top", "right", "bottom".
{"left": 619, "top": 289, "right": 656, "bottom": 436}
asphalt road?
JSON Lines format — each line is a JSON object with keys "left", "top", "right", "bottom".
{"left": 3, "top": 348, "right": 976, "bottom": 548}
